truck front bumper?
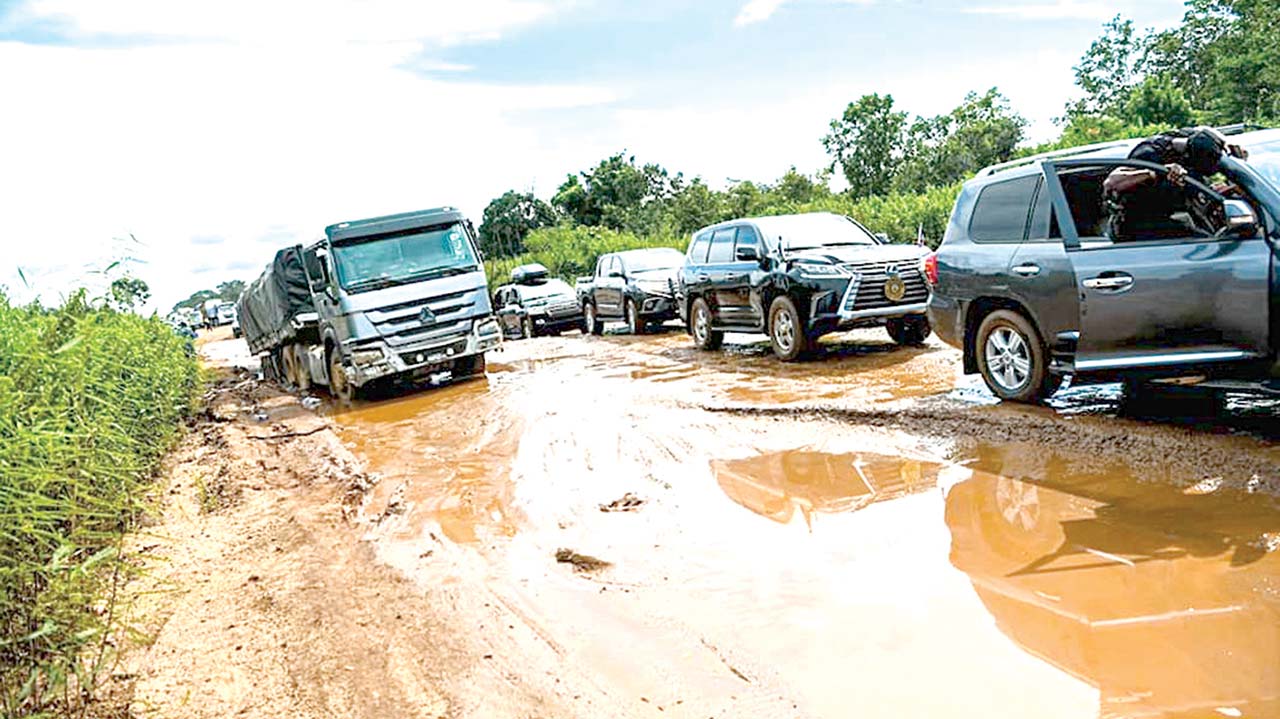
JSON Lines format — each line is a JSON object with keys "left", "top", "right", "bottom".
{"left": 347, "top": 316, "right": 502, "bottom": 386}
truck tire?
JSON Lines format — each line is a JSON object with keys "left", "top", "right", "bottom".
{"left": 886, "top": 316, "right": 931, "bottom": 346}
{"left": 281, "top": 346, "right": 300, "bottom": 389}
{"left": 291, "top": 345, "right": 311, "bottom": 392}
{"left": 625, "top": 299, "right": 645, "bottom": 335}
{"left": 690, "top": 297, "right": 723, "bottom": 351}
{"left": 584, "top": 303, "right": 604, "bottom": 336}
{"left": 453, "top": 354, "right": 487, "bottom": 380}
{"left": 768, "top": 296, "right": 810, "bottom": 362}
{"left": 975, "top": 310, "right": 1059, "bottom": 403}
{"left": 327, "top": 348, "right": 355, "bottom": 404}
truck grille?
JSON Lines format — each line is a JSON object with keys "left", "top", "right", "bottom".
{"left": 399, "top": 338, "right": 469, "bottom": 367}
{"left": 364, "top": 289, "right": 481, "bottom": 349}
{"left": 842, "top": 262, "right": 928, "bottom": 312}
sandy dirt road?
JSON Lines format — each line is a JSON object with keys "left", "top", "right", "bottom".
{"left": 128, "top": 324, "right": 1280, "bottom": 718}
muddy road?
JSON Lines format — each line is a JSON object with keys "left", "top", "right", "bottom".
{"left": 212, "top": 326, "right": 1280, "bottom": 718}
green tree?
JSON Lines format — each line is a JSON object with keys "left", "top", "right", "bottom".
{"left": 109, "top": 276, "right": 150, "bottom": 310}
{"left": 821, "top": 94, "right": 907, "bottom": 199}
{"left": 551, "top": 153, "right": 680, "bottom": 233}
{"left": 1067, "top": 15, "right": 1148, "bottom": 119}
{"left": 171, "top": 289, "right": 219, "bottom": 314}
{"left": 894, "top": 89, "right": 1026, "bottom": 193}
{"left": 216, "top": 279, "right": 246, "bottom": 302}
{"left": 667, "top": 179, "right": 726, "bottom": 234}
{"left": 1119, "top": 74, "right": 1197, "bottom": 126}
{"left": 478, "top": 190, "right": 558, "bottom": 258}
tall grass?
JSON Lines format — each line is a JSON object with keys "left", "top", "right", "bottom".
{"left": 0, "top": 289, "right": 199, "bottom": 717}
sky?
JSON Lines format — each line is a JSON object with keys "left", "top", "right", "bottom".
{"left": 0, "top": 0, "right": 1186, "bottom": 312}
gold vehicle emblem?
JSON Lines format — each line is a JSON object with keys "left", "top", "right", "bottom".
{"left": 883, "top": 267, "right": 906, "bottom": 302}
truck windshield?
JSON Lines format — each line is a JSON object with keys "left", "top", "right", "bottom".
{"left": 332, "top": 222, "right": 479, "bottom": 292}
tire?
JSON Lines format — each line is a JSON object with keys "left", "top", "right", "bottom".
{"left": 327, "top": 348, "right": 355, "bottom": 404}
{"left": 886, "top": 316, "right": 931, "bottom": 346}
{"left": 453, "top": 354, "right": 487, "bottom": 380}
{"left": 292, "top": 345, "right": 311, "bottom": 392}
{"left": 689, "top": 297, "right": 723, "bottom": 351}
{"left": 768, "top": 296, "right": 810, "bottom": 362}
{"left": 625, "top": 299, "right": 645, "bottom": 335}
{"left": 584, "top": 303, "right": 604, "bottom": 336}
{"left": 522, "top": 315, "right": 535, "bottom": 339}
{"left": 975, "top": 310, "right": 1058, "bottom": 403}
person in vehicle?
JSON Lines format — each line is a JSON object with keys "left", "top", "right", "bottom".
{"left": 1103, "top": 126, "right": 1249, "bottom": 240}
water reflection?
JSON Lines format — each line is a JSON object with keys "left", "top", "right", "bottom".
{"left": 712, "top": 450, "right": 941, "bottom": 528}
{"left": 946, "top": 443, "right": 1280, "bottom": 717}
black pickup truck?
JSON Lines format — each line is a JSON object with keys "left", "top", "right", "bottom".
{"left": 576, "top": 248, "right": 683, "bottom": 335}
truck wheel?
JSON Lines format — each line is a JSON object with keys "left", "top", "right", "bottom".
{"left": 327, "top": 349, "right": 355, "bottom": 404}
{"left": 584, "top": 303, "right": 604, "bottom": 336}
{"left": 453, "top": 354, "right": 487, "bottom": 380}
{"left": 292, "top": 345, "right": 311, "bottom": 392}
{"left": 768, "top": 296, "right": 810, "bottom": 362}
{"left": 886, "top": 316, "right": 931, "bottom": 346}
{"left": 690, "top": 297, "right": 723, "bottom": 351}
{"left": 625, "top": 299, "right": 645, "bottom": 335}
{"left": 976, "top": 310, "right": 1058, "bottom": 403}
{"left": 522, "top": 316, "right": 535, "bottom": 339}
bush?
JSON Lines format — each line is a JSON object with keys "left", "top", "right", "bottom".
{"left": 485, "top": 224, "right": 688, "bottom": 285}
{"left": 0, "top": 290, "right": 199, "bottom": 716}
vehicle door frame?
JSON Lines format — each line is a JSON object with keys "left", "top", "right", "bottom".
{"left": 594, "top": 256, "right": 621, "bottom": 317}
{"left": 705, "top": 226, "right": 739, "bottom": 325}
{"left": 1041, "top": 157, "right": 1272, "bottom": 370}
{"left": 724, "top": 224, "right": 766, "bottom": 329}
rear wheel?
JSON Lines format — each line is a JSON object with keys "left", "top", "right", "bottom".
{"left": 690, "top": 297, "right": 723, "bottom": 350}
{"left": 768, "top": 296, "right": 810, "bottom": 362}
{"left": 886, "top": 316, "right": 931, "bottom": 346}
{"left": 584, "top": 303, "right": 604, "bottom": 336}
{"left": 328, "top": 348, "right": 355, "bottom": 404}
{"left": 975, "top": 310, "right": 1058, "bottom": 403}
{"left": 625, "top": 299, "right": 645, "bottom": 335}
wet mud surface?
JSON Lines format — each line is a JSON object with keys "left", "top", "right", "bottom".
{"left": 204, "top": 325, "right": 1280, "bottom": 717}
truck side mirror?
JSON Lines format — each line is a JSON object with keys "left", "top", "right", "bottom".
{"left": 1222, "top": 199, "right": 1258, "bottom": 238}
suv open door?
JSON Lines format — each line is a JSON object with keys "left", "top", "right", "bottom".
{"left": 1041, "top": 157, "right": 1270, "bottom": 374}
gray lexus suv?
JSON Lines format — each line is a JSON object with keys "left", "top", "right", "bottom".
{"left": 927, "top": 126, "right": 1280, "bottom": 403}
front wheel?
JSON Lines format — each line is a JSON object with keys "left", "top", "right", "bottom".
{"left": 328, "top": 349, "right": 355, "bottom": 404}
{"left": 886, "top": 316, "right": 931, "bottom": 346}
{"left": 975, "top": 310, "right": 1058, "bottom": 403}
{"left": 453, "top": 354, "right": 487, "bottom": 380}
{"left": 584, "top": 303, "right": 604, "bottom": 336}
{"left": 625, "top": 299, "right": 645, "bottom": 335}
{"left": 689, "top": 298, "right": 723, "bottom": 350}
{"left": 768, "top": 296, "right": 810, "bottom": 362}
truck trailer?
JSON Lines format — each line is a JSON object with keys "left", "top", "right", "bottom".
{"left": 237, "top": 207, "right": 501, "bottom": 401}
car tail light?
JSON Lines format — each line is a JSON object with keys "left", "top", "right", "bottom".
{"left": 922, "top": 253, "right": 939, "bottom": 286}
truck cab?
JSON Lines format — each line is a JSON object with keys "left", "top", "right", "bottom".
{"left": 308, "top": 207, "right": 500, "bottom": 397}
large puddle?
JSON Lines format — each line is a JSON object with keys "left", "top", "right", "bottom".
{"left": 317, "top": 332, "right": 1280, "bottom": 718}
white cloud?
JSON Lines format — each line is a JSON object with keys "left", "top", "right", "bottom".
{"left": 964, "top": 1, "right": 1117, "bottom": 21}
{"left": 0, "top": 0, "right": 617, "bottom": 310}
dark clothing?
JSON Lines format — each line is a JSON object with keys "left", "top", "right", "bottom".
{"left": 1107, "top": 129, "right": 1225, "bottom": 241}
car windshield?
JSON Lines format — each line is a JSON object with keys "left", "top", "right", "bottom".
{"left": 763, "top": 214, "right": 877, "bottom": 250}
{"left": 332, "top": 222, "right": 479, "bottom": 292}
{"left": 520, "top": 279, "right": 573, "bottom": 299}
{"left": 1246, "top": 138, "right": 1280, "bottom": 189}
{"left": 621, "top": 249, "right": 683, "bottom": 273}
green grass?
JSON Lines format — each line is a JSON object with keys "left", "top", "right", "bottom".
{"left": 0, "top": 289, "right": 199, "bottom": 717}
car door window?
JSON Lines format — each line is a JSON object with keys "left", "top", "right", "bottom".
{"left": 707, "top": 228, "right": 735, "bottom": 264}
{"left": 734, "top": 226, "right": 761, "bottom": 257}
{"left": 969, "top": 175, "right": 1038, "bottom": 242}
{"left": 688, "top": 231, "right": 711, "bottom": 264}
{"left": 1027, "top": 178, "right": 1061, "bottom": 241}
{"left": 1057, "top": 164, "right": 1237, "bottom": 243}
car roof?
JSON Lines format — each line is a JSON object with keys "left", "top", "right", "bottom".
{"left": 972, "top": 126, "right": 1280, "bottom": 187}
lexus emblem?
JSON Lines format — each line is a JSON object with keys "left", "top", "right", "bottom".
{"left": 883, "top": 266, "right": 906, "bottom": 302}
{"left": 419, "top": 306, "right": 436, "bottom": 324}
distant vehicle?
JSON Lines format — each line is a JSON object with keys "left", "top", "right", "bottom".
{"left": 237, "top": 207, "right": 501, "bottom": 401}
{"left": 678, "top": 212, "right": 931, "bottom": 361}
{"left": 200, "top": 299, "right": 229, "bottom": 329}
{"left": 928, "top": 126, "right": 1280, "bottom": 403}
{"left": 575, "top": 248, "right": 683, "bottom": 335}
{"left": 493, "top": 263, "right": 584, "bottom": 339}
{"left": 216, "top": 303, "right": 237, "bottom": 327}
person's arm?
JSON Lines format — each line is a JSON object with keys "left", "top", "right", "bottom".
{"left": 1104, "top": 166, "right": 1158, "bottom": 194}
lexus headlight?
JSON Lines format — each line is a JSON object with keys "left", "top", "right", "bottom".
{"left": 794, "top": 263, "right": 848, "bottom": 279}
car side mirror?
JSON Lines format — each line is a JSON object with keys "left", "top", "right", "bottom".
{"left": 874, "top": 233, "right": 890, "bottom": 244}
{"left": 608, "top": 270, "right": 625, "bottom": 279}
{"left": 735, "top": 246, "right": 759, "bottom": 262}
{"left": 1222, "top": 199, "right": 1258, "bottom": 238}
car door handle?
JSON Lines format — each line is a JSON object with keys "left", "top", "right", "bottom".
{"left": 1011, "top": 263, "right": 1040, "bottom": 277}
{"left": 1083, "top": 274, "right": 1134, "bottom": 291}
{"left": 697, "top": 274, "right": 710, "bottom": 282}
{"left": 727, "top": 274, "right": 747, "bottom": 282}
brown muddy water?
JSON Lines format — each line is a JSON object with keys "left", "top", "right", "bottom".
{"left": 324, "top": 328, "right": 1280, "bottom": 718}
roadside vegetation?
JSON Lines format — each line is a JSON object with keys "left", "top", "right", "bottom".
{"left": 481, "top": 0, "right": 1279, "bottom": 285}
{"left": 0, "top": 287, "right": 200, "bottom": 717}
